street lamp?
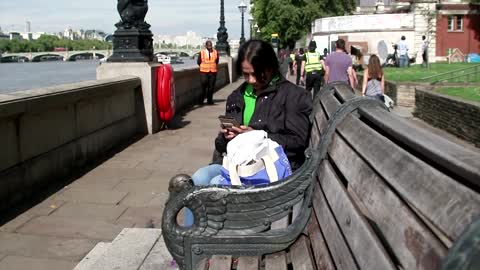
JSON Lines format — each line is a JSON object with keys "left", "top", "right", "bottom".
{"left": 248, "top": 16, "right": 253, "bottom": 39}
{"left": 216, "top": 0, "right": 230, "bottom": 55}
{"left": 238, "top": 0, "right": 247, "bottom": 45}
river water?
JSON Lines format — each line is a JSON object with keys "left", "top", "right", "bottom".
{"left": 0, "top": 58, "right": 197, "bottom": 94}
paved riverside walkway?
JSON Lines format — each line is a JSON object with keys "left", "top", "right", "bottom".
{"left": 0, "top": 80, "right": 243, "bottom": 270}
{"left": 0, "top": 78, "right": 478, "bottom": 270}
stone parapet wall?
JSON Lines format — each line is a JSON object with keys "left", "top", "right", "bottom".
{"left": 0, "top": 77, "right": 142, "bottom": 212}
{"left": 0, "top": 63, "right": 235, "bottom": 212}
{"left": 414, "top": 88, "right": 480, "bottom": 147}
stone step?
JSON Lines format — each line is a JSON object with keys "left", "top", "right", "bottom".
{"left": 74, "top": 242, "right": 111, "bottom": 270}
{"left": 74, "top": 228, "right": 165, "bottom": 270}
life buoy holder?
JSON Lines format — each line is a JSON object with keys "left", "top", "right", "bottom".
{"left": 156, "top": 64, "right": 176, "bottom": 122}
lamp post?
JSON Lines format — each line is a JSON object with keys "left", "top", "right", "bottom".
{"left": 248, "top": 16, "right": 253, "bottom": 39}
{"left": 216, "top": 0, "right": 230, "bottom": 55}
{"left": 238, "top": 0, "right": 247, "bottom": 45}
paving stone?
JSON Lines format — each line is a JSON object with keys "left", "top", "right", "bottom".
{"left": 0, "top": 255, "right": 77, "bottom": 270}
{"left": 113, "top": 179, "right": 170, "bottom": 193}
{"left": 98, "top": 159, "right": 141, "bottom": 169}
{"left": 67, "top": 177, "right": 121, "bottom": 190}
{"left": 0, "top": 200, "right": 65, "bottom": 233}
{"left": 115, "top": 207, "right": 163, "bottom": 229}
{"left": 0, "top": 212, "right": 36, "bottom": 233}
{"left": 119, "top": 191, "right": 169, "bottom": 208}
{"left": 16, "top": 216, "right": 125, "bottom": 241}
{"left": 55, "top": 188, "right": 128, "bottom": 204}
{"left": 30, "top": 199, "right": 66, "bottom": 216}
{"left": 0, "top": 232, "right": 96, "bottom": 261}
{"left": 139, "top": 236, "right": 178, "bottom": 270}
{"left": 81, "top": 168, "right": 152, "bottom": 181}
{"left": 50, "top": 202, "right": 127, "bottom": 222}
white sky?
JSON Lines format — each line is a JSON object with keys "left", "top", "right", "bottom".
{"left": 0, "top": 0, "right": 252, "bottom": 39}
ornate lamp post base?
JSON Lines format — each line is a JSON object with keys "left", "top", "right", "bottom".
{"left": 108, "top": 28, "right": 154, "bottom": 62}
{"left": 216, "top": 0, "right": 230, "bottom": 56}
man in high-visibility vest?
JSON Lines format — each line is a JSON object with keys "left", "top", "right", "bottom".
{"left": 289, "top": 50, "right": 295, "bottom": 76}
{"left": 301, "top": 40, "right": 324, "bottom": 97}
{"left": 197, "top": 40, "right": 219, "bottom": 105}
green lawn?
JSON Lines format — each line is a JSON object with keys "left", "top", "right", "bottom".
{"left": 383, "top": 63, "right": 480, "bottom": 83}
{"left": 437, "top": 87, "right": 480, "bottom": 102}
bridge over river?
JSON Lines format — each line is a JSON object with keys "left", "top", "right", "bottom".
{"left": 1, "top": 48, "right": 201, "bottom": 62}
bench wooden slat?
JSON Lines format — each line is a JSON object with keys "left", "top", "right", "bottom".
{"left": 313, "top": 178, "right": 359, "bottom": 270}
{"left": 265, "top": 251, "right": 287, "bottom": 270}
{"left": 306, "top": 213, "right": 335, "bottom": 270}
{"left": 210, "top": 255, "right": 232, "bottom": 270}
{"left": 310, "top": 120, "right": 322, "bottom": 147}
{"left": 237, "top": 256, "right": 260, "bottom": 270}
{"left": 329, "top": 133, "right": 448, "bottom": 270}
{"left": 319, "top": 161, "right": 397, "bottom": 270}
{"left": 320, "top": 92, "right": 341, "bottom": 119}
{"left": 332, "top": 83, "right": 356, "bottom": 102}
{"left": 290, "top": 235, "right": 316, "bottom": 270}
{"left": 359, "top": 106, "right": 480, "bottom": 189}
{"left": 337, "top": 114, "right": 480, "bottom": 240}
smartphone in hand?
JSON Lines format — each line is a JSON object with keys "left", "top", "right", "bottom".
{"left": 218, "top": 115, "right": 240, "bottom": 129}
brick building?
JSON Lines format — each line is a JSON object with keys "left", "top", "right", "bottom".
{"left": 436, "top": 2, "right": 480, "bottom": 58}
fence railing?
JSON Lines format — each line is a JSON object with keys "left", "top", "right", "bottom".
{"left": 416, "top": 64, "right": 480, "bottom": 84}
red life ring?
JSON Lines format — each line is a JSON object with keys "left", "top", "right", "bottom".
{"left": 156, "top": 64, "right": 176, "bottom": 122}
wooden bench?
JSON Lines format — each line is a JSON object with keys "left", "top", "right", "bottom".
{"left": 161, "top": 81, "right": 480, "bottom": 270}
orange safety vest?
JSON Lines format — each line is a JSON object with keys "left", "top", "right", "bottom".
{"left": 200, "top": 49, "right": 218, "bottom": 73}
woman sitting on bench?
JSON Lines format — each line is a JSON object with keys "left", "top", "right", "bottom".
{"left": 184, "top": 40, "right": 313, "bottom": 226}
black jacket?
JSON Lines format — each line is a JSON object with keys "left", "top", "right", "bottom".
{"left": 213, "top": 76, "right": 313, "bottom": 170}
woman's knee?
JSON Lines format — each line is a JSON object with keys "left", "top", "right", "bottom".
{"left": 191, "top": 164, "right": 222, "bottom": 186}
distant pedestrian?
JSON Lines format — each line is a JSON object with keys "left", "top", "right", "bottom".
{"left": 321, "top": 48, "right": 328, "bottom": 60}
{"left": 289, "top": 49, "right": 296, "bottom": 76}
{"left": 397, "top": 36, "right": 409, "bottom": 68}
{"left": 301, "top": 40, "right": 324, "bottom": 97}
{"left": 324, "top": 39, "right": 356, "bottom": 89}
{"left": 421, "top": 35, "right": 429, "bottom": 68}
{"left": 197, "top": 40, "right": 219, "bottom": 105}
{"left": 278, "top": 49, "right": 291, "bottom": 78}
{"left": 361, "top": 54, "right": 385, "bottom": 102}
{"left": 293, "top": 48, "right": 305, "bottom": 86}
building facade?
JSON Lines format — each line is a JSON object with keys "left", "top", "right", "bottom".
{"left": 436, "top": 3, "right": 480, "bottom": 57}
{"left": 311, "top": 0, "right": 479, "bottom": 64}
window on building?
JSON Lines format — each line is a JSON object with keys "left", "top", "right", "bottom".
{"left": 448, "top": 16, "right": 454, "bottom": 31}
{"left": 456, "top": 16, "right": 463, "bottom": 31}
{"left": 448, "top": 15, "right": 464, "bottom": 32}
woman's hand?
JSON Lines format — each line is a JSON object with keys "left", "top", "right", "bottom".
{"left": 220, "top": 125, "right": 254, "bottom": 140}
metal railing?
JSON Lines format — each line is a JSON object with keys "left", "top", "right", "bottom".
{"left": 417, "top": 64, "right": 480, "bottom": 85}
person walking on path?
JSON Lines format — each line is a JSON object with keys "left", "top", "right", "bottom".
{"left": 361, "top": 54, "right": 385, "bottom": 102}
{"left": 278, "top": 49, "right": 291, "bottom": 79}
{"left": 197, "top": 40, "right": 219, "bottom": 105}
{"left": 289, "top": 49, "right": 296, "bottom": 76}
{"left": 301, "top": 40, "right": 324, "bottom": 97}
{"left": 421, "top": 35, "right": 429, "bottom": 68}
{"left": 324, "top": 39, "right": 356, "bottom": 89}
{"left": 397, "top": 36, "right": 409, "bottom": 68}
{"left": 293, "top": 48, "right": 305, "bottom": 86}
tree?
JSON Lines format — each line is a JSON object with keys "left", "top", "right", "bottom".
{"left": 252, "top": 0, "right": 356, "bottom": 48}
{"left": 0, "top": 34, "right": 111, "bottom": 53}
